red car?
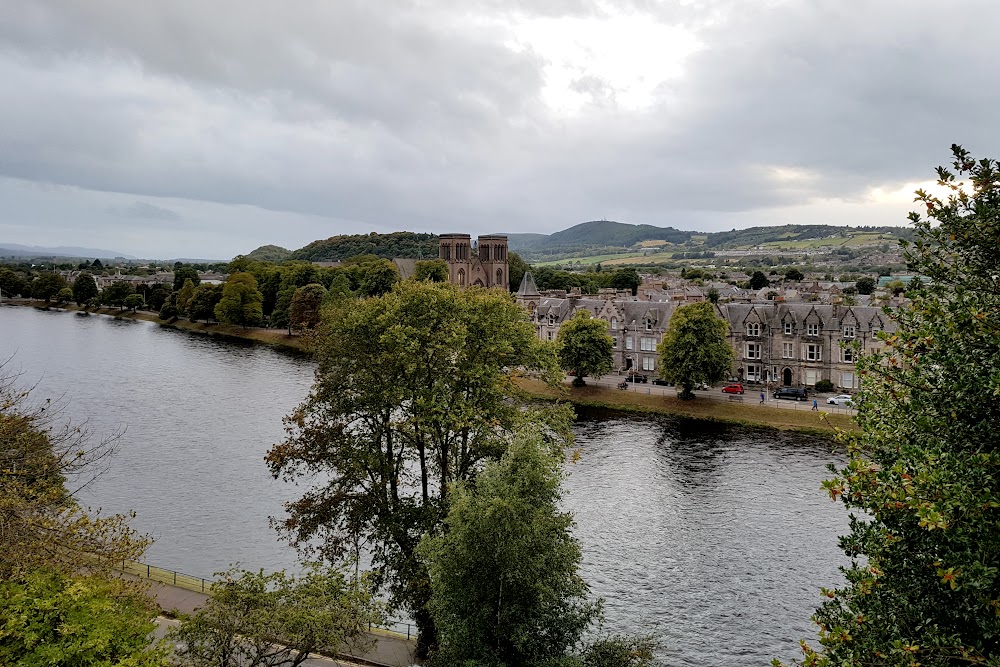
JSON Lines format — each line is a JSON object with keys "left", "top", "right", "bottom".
{"left": 721, "top": 383, "right": 745, "bottom": 394}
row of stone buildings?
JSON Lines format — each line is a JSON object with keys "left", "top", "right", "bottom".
{"left": 438, "top": 233, "right": 893, "bottom": 389}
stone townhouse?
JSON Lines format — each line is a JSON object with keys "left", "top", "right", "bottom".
{"left": 515, "top": 272, "right": 893, "bottom": 389}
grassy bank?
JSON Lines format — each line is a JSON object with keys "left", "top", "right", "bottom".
{"left": 516, "top": 378, "right": 855, "bottom": 434}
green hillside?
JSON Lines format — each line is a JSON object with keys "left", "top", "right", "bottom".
{"left": 244, "top": 244, "right": 292, "bottom": 262}
{"left": 290, "top": 232, "right": 439, "bottom": 262}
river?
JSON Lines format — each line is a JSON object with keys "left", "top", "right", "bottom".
{"left": 0, "top": 305, "right": 849, "bottom": 666}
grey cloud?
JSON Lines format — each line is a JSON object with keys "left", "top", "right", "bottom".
{"left": 116, "top": 201, "right": 181, "bottom": 221}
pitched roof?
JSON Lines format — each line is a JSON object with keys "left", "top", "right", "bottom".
{"left": 516, "top": 271, "right": 541, "bottom": 297}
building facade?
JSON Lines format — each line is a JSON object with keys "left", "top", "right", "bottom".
{"left": 515, "top": 272, "right": 894, "bottom": 389}
{"left": 439, "top": 233, "right": 508, "bottom": 289}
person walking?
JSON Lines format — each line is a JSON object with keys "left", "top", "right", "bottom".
{"left": 812, "top": 398, "right": 818, "bottom": 411}
{"left": 760, "top": 391, "right": 765, "bottom": 404}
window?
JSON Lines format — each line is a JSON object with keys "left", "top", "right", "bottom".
{"left": 746, "top": 364, "right": 760, "bottom": 381}
{"left": 746, "top": 322, "right": 760, "bottom": 337}
{"left": 626, "top": 336, "right": 634, "bottom": 351}
{"left": 547, "top": 331, "right": 552, "bottom": 340}
{"left": 610, "top": 317, "right": 618, "bottom": 330}
{"left": 548, "top": 313, "right": 555, "bottom": 325}
{"left": 807, "top": 322, "right": 819, "bottom": 336}
{"left": 745, "top": 343, "right": 761, "bottom": 359}
{"left": 496, "top": 268, "right": 503, "bottom": 286}
{"left": 783, "top": 321, "right": 793, "bottom": 335}
{"left": 805, "top": 344, "right": 822, "bottom": 361}
{"left": 458, "top": 268, "right": 466, "bottom": 286}
{"left": 612, "top": 337, "right": 619, "bottom": 348}
{"left": 843, "top": 325, "right": 855, "bottom": 338}
{"left": 842, "top": 371, "right": 856, "bottom": 389}
{"left": 645, "top": 318, "right": 653, "bottom": 331}
{"left": 642, "top": 356, "right": 655, "bottom": 371}
{"left": 871, "top": 320, "right": 882, "bottom": 333}
{"left": 782, "top": 342, "right": 794, "bottom": 358}
{"left": 640, "top": 337, "right": 656, "bottom": 352}
{"left": 842, "top": 346, "right": 854, "bottom": 363}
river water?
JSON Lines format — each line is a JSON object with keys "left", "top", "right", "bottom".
{"left": 0, "top": 305, "right": 849, "bottom": 666}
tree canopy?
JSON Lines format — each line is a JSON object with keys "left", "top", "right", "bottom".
{"left": 556, "top": 310, "right": 614, "bottom": 385}
{"left": 173, "top": 265, "right": 201, "bottom": 291}
{"left": 215, "top": 272, "right": 264, "bottom": 328}
{"left": 266, "top": 281, "right": 566, "bottom": 656}
{"left": 656, "top": 301, "right": 733, "bottom": 399}
{"left": 72, "top": 272, "right": 98, "bottom": 306}
{"left": 782, "top": 146, "right": 1000, "bottom": 666}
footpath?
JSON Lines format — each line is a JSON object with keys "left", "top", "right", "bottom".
{"left": 133, "top": 576, "right": 416, "bottom": 667}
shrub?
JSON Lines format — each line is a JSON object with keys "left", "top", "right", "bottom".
{"left": 814, "top": 379, "right": 834, "bottom": 393}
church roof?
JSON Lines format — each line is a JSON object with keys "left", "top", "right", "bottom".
{"left": 516, "top": 271, "right": 541, "bottom": 297}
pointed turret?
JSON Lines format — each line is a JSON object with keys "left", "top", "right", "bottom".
{"left": 517, "top": 271, "right": 540, "bottom": 298}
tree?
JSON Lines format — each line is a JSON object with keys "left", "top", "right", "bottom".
{"left": 288, "top": 283, "right": 327, "bottom": 332}
{"left": 418, "top": 432, "right": 600, "bottom": 666}
{"left": 215, "top": 272, "right": 264, "bottom": 329}
{"left": 781, "top": 146, "right": 1000, "bottom": 667}
{"left": 609, "top": 267, "right": 641, "bottom": 296}
{"left": 176, "top": 278, "right": 196, "bottom": 316}
{"left": 102, "top": 281, "right": 135, "bottom": 310}
{"left": 266, "top": 281, "right": 566, "bottom": 656}
{"left": 784, "top": 267, "right": 805, "bottom": 282}
{"left": 707, "top": 287, "right": 720, "bottom": 304}
{"left": 0, "top": 267, "right": 26, "bottom": 298}
{"left": 508, "top": 251, "right": 530, "bottom": 291}
{"left": 170, "top": 564, "right": 381, "bottom": 667}
{"left": 556, "top": 310, "right": 613, "bottom": 386}
{"left": 0, "top": 569, "right": 167, "bottom": 667}
{"left": 158, "top": 292, "right": 179, "bottom": 320}
{"left": 124, "top": 293, "right": 144, "bottom": 312}
{"left": 189, "top": 283, "right": 224, "bottom": 323}
{"left": 855, "top": 276, "right": 876, "bottom": 295}
{"left": 72, "top": 272, "right": 98, "bottom": 306}
{"left": 173, "top": 265, "right": 201, "bottom": 291}
{"left": 358, "top": 259, "right": 400, "bottom": 297}
{"left": 91, "top": 258, "right": 104, "bottom": 271}
{"left": 270, "top": 286, "right": 294, "bottom": 332}
{"left": 657, "top": 301, "right": 733, "bottom": 399}
{"left": 749, "top": 270, "right": 770, "bottom": 290}
{"left": 146, "top": 284, "right": 171, "bottom": 311}
{"left": 31, "top": 273, "right": 67, "bottom": 303}
{"left": 56, "top": 287, "right": 73, "bottom": 304}
{"left": 414, "top": 259, "right": 449, "bottom": 283}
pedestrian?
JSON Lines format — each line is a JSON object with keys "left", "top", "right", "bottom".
{"left": 760, "top": 391, "right": 765, "bottom": 404}
{"left": 812, "top": 398, "right": 818, "bottom": 411}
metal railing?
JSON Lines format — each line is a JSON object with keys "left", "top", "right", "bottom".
{"left": 119, "top": 559, "right": 416, "bottom": 640}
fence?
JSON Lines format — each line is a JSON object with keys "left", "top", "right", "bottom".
{"left": 119, "top": 559, "right": 416, "bottom": 640}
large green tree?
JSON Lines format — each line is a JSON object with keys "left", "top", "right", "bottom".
{"left": 266, "top": 281, "right": 566, "bottom": 656}
{"left": 215, "top": 272, "right": 264, "bottom": 328}
{"left": 170, "top": 564, "right": 381, "bottom": 667}
{"left": 173, "top": 265, "right": 201, "bottom": 291}
{"left": 656, "top": 301, "right": 733, "bottom": 399}
{"left": 288, "top": 283, "right": 327, "bottom": 332}
{"left": 189, "top": 283, "right": 224, "bottom": 323}
{"left": 414, "top": 259, "right": 449, "bottom": 283}
{"left": 0, "top": 267, "right": 27, "bottom": 297}
{"left": 72, "top": 272, "right": 98, "bottom": 306}
{"left": 782, "top": 146, "right": 1000, "bottom": 667}
{"left": 102, "top": 281, "right": 135, "bottom": 310}
{"left": 556, "top": 310, "right": 614, "bottom": 386}
{"left": 30, "top": 273, "right": 67, "bottom": 303}
{"left": 176, "top": 278, "right": 196, "bottom": 317}
{"left": 419, "top": 432, "right": 599, "bottom": 666}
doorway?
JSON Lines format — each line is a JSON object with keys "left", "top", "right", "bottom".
{"left": 783, "top": 368, "right": 792, "bottom": 386}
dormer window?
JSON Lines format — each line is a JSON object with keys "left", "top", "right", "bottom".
{"left": 645, "top": 318, "right": 653, "bottom": 331}
{"left": 746, "top": 322, "right": 760, "bottom": 337}
{"left": 611, "top": 317, "right": 618, "bottom": 330}
{"left": 548, "top": 314, "right": 555, "bottom": 326}
{"left": 807, "top": 323, "right": 819, "bottom": 336}
{"left": 843, "top": 325, "right": 855, "bottom": 339}
{"left": 783, "top": 321, "right": 793, "bottom": 335}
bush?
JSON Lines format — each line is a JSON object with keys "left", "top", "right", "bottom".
{"left": 814, "top": 379, "right": 834, "bottom": 393}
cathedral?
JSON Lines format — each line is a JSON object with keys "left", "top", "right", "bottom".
{"left": 438, "top": 233, "right": 508, "bottom": 289}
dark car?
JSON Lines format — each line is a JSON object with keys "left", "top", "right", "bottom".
{"left": 652, "top": 378, "right": 671, "bottom": 386}
{"left": 626, "top": 374, "right": 648, "bottom": 383}
{"left": 773, "top": 387, "right": 809, "bottom": 401}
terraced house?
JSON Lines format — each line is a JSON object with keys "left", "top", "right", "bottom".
{"left": 515, "top": 272, "right": 893, "bottom": 390}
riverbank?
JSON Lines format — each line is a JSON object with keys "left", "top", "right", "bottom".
{"left": 516, "top": 377, "right": 855, "bottom": 434}
{"left": 6, "top": 300, "right": 853, "bottom": 433}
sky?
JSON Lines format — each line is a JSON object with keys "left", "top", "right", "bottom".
{"left": 1, "top": 0, "right": 998, "bottom": 259}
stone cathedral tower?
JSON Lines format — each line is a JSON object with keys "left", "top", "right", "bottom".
{"left": 438, "top": 233, "right": 509, "bottom": 289}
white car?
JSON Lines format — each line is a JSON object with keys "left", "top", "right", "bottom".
{"left": 827, "top": 394, "right": 854, "bottom": 406}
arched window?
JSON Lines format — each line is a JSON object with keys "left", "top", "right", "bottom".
{"left": 746, "top": 322, "right": 760, "bottom": 337}
{"left": 458, "top": 269, "right": 466, "bottom": 286}
{"left": 496, "top": 268, "right": 503, "bottom": 286}
{"left": 482, "top": 245, "right": 490, "bottom": 261}
{"left": 610, "top": 317, "right": 618, "bottom": 330}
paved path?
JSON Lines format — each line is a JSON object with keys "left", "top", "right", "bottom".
{"left": 138, "top": 577, "right": 416, "bottom": 667}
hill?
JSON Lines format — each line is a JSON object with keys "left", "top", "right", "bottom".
{"left": 289, "top": 231, "right": 439, "bottom": 262}
{"left": 0, "top": 243, "right": 135, "bottom": 259}
{"left": 243, "top": 245, "right": 292, "bottom": 262}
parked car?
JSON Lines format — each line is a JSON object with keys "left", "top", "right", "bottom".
{"left": 773, "top": 387, "right": 809, "bottom": 401}
{"left": 721, "top": 383, "right": 745, "bottom": 394}
{"left": 652, "top": 378, "right": 671, "bottom": 386}
{"left": 827, "top": 394, "right": 854, "bottom": 406}
{"left": 626, "top": 374, "right": 648, "bottom": 383}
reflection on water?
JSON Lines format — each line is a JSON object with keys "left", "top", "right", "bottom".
{"left": 1, "top": 306, "right": 848, "bottom": 665}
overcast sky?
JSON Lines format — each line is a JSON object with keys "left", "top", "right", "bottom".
{"left": 1, "top": 1, "right": 997, "bottom": 259}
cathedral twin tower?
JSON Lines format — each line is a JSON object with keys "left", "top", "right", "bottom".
{"left": 438, "top": 233, "right": 508, "bottom": 289}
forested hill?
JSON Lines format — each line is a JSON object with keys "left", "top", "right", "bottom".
{"left": 286, "top": 232, "right": 439, "bottom": 262}
{"left": 508, "top": 220, "right": 694, "bottom": 251}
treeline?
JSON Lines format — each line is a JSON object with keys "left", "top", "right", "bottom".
{"left": 529, "top": 265, "right": 642, "bottom": 295}
{"left": 288, "top": 231, "right": 438, "bottom": 262}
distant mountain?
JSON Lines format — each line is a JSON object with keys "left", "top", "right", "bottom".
{"left": 0, "top": 243, "right": 136, "bottom": 259}
{"left": 508, "top": 221, "right": 695, "bottom": 252}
